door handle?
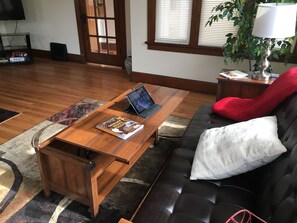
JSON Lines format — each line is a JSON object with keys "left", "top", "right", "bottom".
{"left": 81, "top": 13, "right": 87, "bottom": 23}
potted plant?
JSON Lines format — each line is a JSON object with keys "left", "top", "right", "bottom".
{"left": 206, "top": 0, "right": 297, "bottom": 72}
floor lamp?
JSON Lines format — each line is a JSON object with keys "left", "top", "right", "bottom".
{"left": 252, "top": 3, "right": 297, "bottom": 80}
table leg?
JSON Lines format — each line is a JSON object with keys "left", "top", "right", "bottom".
{"left": 154, "top": 130, "right": 159, "bottom": 145}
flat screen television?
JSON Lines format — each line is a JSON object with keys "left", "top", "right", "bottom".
{"left": 0, "top": 0, "right": 25, "bottom": 20}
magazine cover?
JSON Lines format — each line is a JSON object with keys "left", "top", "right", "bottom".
{"left": 219, "top": 70, "right": 248, "bottom": 79}
{"left": 96, "top": 116, "right": 144, "bottom": 140}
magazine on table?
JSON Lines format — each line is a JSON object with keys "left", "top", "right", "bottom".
{"left": 219, "top": 70, "right": 248, "bottom": 79}
{"left": 96, "top": 116, "right": 144, "bottom": 140}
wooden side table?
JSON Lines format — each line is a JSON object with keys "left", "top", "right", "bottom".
{"left": 216, "top": 76, "right": 274, "bottom": 101}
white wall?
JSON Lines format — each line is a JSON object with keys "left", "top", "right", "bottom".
{"left": 0, "top": 0, "right": 295, "bottom": 83}
{"left": 0, "top": 0, "right": 133, "bottom": 57}
{"left": 1, "top": 0, "right": 81, "bottom": 54}
{"left": 125, "top": 0, "right": 132, "bottom": 57}
{"left": 130, "top": 0, "right": 296, "bottom": 83}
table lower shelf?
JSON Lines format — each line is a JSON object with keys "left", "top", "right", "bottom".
{"left": 35, "top": 137, "right": 155, "bottom": 217}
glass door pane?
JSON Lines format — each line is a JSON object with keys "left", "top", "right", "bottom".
{"left": 88, "top": 19, "right": 97, "bottom": 35}
{"left": 97, "top": 0, "right": 105, "bottom": 17}
{"left": 85, "top": 0, "right": 117, "bottom": 56}
{"left": 86, "top": 0, "right": 95, "bottom": 17}
{"left": 107, "top": 20, "right": 116, "bottom": 37}
{"left": 90, "top": 37, "right": 98, "bottom": 53}
{"left": 105, "top": 0, "right": 115, "bottom": 17}
{"left": 108, "top": 38, "right": 117, "bottom": 55}
{"left": 99, "top": 38, "right": 107, "bottom": 54}
{"left": 97, "top": 19, "right": 106, "bottom": 36}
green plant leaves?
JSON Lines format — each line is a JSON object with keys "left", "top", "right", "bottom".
{"left": 206, "top": 0, "right": 297, "bottom": 71}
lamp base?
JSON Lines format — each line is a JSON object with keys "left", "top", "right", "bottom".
{"left": 252, "top": 39, "right": 272, "bottom": 81}
{"left": 251, "top": 71, "right": 271, "bottom": 81}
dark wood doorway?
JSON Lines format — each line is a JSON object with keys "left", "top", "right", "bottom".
{"left": 75, "top": 0, "right": 127, "bottom": 67}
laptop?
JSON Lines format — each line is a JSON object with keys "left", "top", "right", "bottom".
{"left": 126, "top": 85, "right": 162, "bottom": 118}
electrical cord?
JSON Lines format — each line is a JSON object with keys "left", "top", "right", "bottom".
{"left": 8, "top": 21, "right": 19, "bottom": 47}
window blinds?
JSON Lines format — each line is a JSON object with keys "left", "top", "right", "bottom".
{"left": 198, "top": 0, "right": 237, "bottom": 47}
{"left": 155, "top": 0, "right": 193, "bottom": 44}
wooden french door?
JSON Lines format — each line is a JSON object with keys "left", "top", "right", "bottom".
{"left": 76, "top": 0, "right": 127, "bottom": 67}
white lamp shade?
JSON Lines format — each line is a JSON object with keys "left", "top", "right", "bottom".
{"left": 252, "top": 3, "right": 297, "bottom": 39}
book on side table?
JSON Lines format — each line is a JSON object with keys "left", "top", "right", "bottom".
{"left": 219, "top": 70, "right": 248, "bottom": 79}
{"left": 96, "top": 116, "right": 144, "bottom": 140}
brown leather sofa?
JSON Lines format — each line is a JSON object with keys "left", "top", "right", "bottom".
{"left": 129, "top": 92, "right": 297, "bottom": 223}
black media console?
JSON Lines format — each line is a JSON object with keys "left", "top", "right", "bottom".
{"left": 0, "top": 32, "right": 33, "bottom": 64}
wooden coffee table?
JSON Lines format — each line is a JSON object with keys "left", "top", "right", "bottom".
{"left": 35, "top": 84, "right": 188, "bottom": 216}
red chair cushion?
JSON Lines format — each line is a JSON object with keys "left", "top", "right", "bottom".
{"left": 212, "top": 67, "right": 297, "bottom": 121}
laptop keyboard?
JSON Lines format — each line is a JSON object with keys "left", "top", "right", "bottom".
{"left": 140, "top": 104, "right": 162, "bottom": 118}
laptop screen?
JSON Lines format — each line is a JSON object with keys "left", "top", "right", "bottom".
{"left": 126, "top": 86, "right": 155, "bottom": 114}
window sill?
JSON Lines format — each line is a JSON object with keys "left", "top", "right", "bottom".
{"left": 146, "top": 41, "right": 297, "bottom": 65}
{"left": 146, "top": 41, "right": 223, "bottom": 56}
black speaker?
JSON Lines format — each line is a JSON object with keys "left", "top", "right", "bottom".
{"left": 50, "top": 42, "right": 68, "bottom": 61}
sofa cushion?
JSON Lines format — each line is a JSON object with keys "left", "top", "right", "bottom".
{"left": 133, "top": 106, "right": 257, "bottom": 223}
{"left": 132, "top": 146, "right": 255, "bottom": 223}
{"left": 212, "top": 67, "right": 297, "bottom": 121}
{"left": 190, "top": 116, "right": 286, "bottom": 180}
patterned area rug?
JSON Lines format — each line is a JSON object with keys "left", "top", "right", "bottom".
{"left": 47, "top": 97, "right": 103, "bottom": 125}
{"left": 0, "top": 98, "right": 190, "bottom": 223}
{"left": 0, "top": 108, "right": 20, "bottom": 124}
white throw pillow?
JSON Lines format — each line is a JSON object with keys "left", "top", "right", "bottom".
{"left": 190, "top": 116, "right": 286, "bottom": 180}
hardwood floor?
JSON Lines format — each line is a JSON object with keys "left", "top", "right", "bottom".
{"left": 0, "top": 57, "right": 215, "bottom": 144}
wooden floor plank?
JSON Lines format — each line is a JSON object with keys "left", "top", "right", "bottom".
{"left": 0, "top": 58, "right": 215, "bottom": 144}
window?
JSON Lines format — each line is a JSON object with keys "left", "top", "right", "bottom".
{"left": 155, "top": 0, "right": 193, "bottom": 45}
{"left": 198, "top": 1, "right": 237, "bottom": 47}
{"left": 147, "top": 0, "right": 238, "bottom": 55}
{"left": 147, "top": 0, "right": 297, "bottom": 63}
